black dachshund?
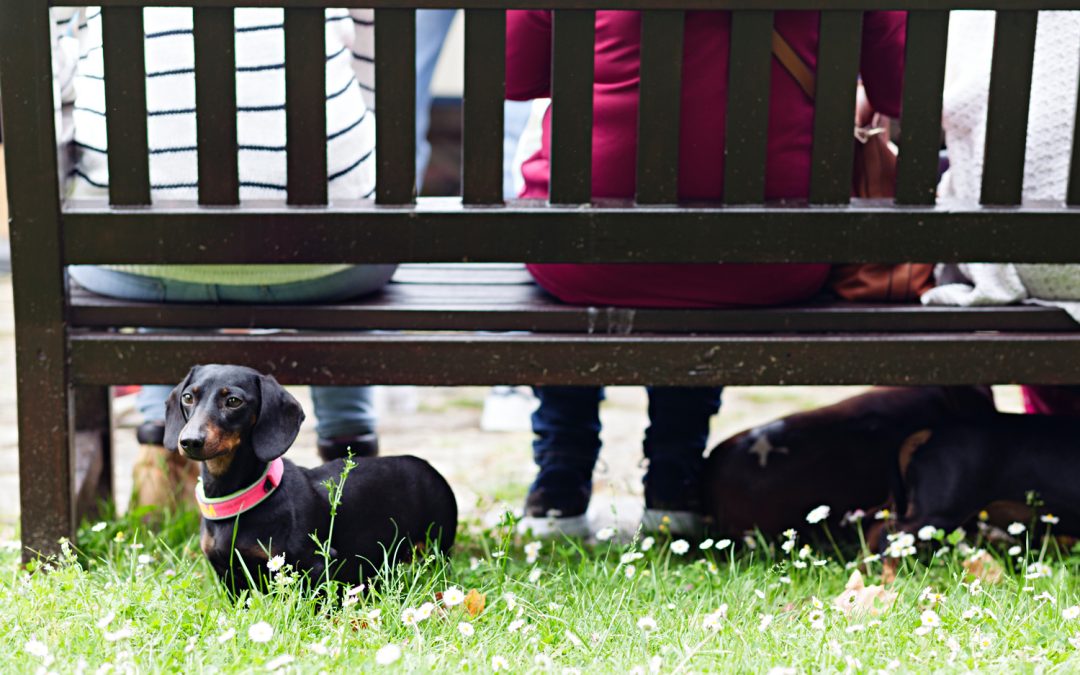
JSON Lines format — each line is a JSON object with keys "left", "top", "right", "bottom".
{"left": 887, "top": 413, "right": 1080, "bottom": 541}
{"left": 164, "top": 364, "right": 457, "bottom": 594}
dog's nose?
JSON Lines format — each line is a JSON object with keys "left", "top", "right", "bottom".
{"left": 179, "top": 436, "right": 205, "bottom": 454}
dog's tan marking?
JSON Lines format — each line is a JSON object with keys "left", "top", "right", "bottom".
{"left": 897, "top": 429, "right": 933, "bottom": 479}
{"left": 200, "top": 529, "right": 215, "bottom": 555}
{"left": 203, "top": 425, "right": 242, "bottom": 476}
{"left": 984, "top": 500, "right": 1033, "bottom": 526}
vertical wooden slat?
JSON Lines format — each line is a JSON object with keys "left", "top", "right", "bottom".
{"left": 896, "top": 11, "right": 949, "bottom": 206}
{"left": 463, "top": 9, "right": 506, "bottom": 205}
{"left": 809, "top": 11, "right": 862, "bottom": 205}
{"left": 375, "top": 8, "right": 416, "bottom": 205}
{"left": 636, "top": 10, "right": 684, "bottom": 205}
{"left": 285, "top": 8, "right": 328, "bottom": 206}
{"left": 723, "top": 10, "right": 774, "bottom": 205}
{"left": 194, "top": 8, "right": 239, "bottom": 206}
{"left": 550, "top": 10, "right": 595, "bottom": 205}
{"left": 981, "top": 10, "right": 1038, "bottom": 206}
{"left": 0, "top": 2, "right": 75, "bottom": 560}
{"left": 102, "top": 7, "right": 150, "bottom": 206}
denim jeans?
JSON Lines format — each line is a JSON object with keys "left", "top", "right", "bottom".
{"left": 530, "top": 386, "right": 724, "bottom": 487}
{"left": 415, "top": 9, "right": 532, "bottom": 197}
{"left": 68, "top": 264, "right": 396, "bottom": 439}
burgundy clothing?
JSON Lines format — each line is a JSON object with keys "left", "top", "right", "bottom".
{"left": 1022, "top": 386, "right": 1080, "bottom": 417}
{"left": 507, "top": 10, "right": 906, "bottom": 308}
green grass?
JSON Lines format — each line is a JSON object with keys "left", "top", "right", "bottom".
{"left": 5, "top": 507, "right": 1080, "bottom": 673}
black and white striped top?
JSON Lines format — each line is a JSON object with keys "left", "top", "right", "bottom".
{"left": 54, "top": 7, "right": 377, "bottom": 203}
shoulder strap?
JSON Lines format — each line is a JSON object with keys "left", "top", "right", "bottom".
{"left": 771, "top": 29, "right": 816, "bottom": 100}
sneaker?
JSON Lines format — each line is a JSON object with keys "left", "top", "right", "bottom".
{"left": 517, "top": 467, "right": 592, "bottom": 538}
{"left": 642, "top": 456, "right": 706, "bottom": 538}
{"left": 317, "top": 433, "right": 379, "bottom": 462}
{"left": 480, "top": 386, "right": 538, "bottom": 432}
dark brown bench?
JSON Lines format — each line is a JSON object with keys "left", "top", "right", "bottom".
{"left": 4, "top": 1, "right": 1080, "bottom": 559}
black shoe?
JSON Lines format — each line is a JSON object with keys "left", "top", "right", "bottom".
{"left": 642, "top": 455, "right": 705, "bottom": 536}
{"left": 643, "top": 456, "right": 703, "bottom": 513}
{"left": 317, "top": 433, "right": 379, "bottom": 461}
{"left": 136, "top": 421, "right": 165, "bottom": 446}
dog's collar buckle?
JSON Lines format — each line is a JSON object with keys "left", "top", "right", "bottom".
{"left": 195, "top": 458, "right": 284, "bottom": 521}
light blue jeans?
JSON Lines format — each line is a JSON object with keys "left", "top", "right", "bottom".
{"left": 68, "top": 264, "right": 396, "bottom": 439}
{"left": 416, "top": 9, "right": 532, "bottom": 198}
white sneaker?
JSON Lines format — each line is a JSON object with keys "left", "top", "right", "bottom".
{"left": 480, "top": 386, "right": 538, "bottom": 432}
{"left": 517, "top": 512, "right": 591, "bottom": 539}
{"left": 641, "top": 509, "right": 705, "bottom": 538}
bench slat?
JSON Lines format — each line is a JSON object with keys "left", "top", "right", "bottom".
{"left": 375, "top": 9, "right": 417, "bottom": 204}
{"left": 550, "top": 10, "right": 595, "bottom": 204}
{"left": 60, "top": 200, "right": 1080, "bottom": 264}
{"left": 463, "top": 9, "right": 506, "bottom": 204}
{"left": 194, "top": 7, "right": 240, "bottom": 205}
{"left": 285, "top": 8, "right": 328, "bottom": 205}
{"left": 895, "top": 11, "right": 949, "bottom": 206}
{"left": 809, "top": 11, "right": 862, "bottom": 205}
{"left": 68, "top": 280, "right": 1078, "bottom": 333}
{"left": 102, "top": 7, "right": 150, "bottom": 206}
{"left": 812, "top": 10, "right": 859, "bottom": 204}
{"left": 981, "top": 10, "right": 1038, "bottom": 206}
{"left": 723, "top": 10, "right": 773, "bottom": 205}
{"left": 636, "top": 10, "right": 684, "bottom": 204}
{"left": 69, "top": 332, "right": 1080, "bottom": 386}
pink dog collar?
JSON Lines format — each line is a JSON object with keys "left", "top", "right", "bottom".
{"left": 195, "top": 458, "right": 284, "bottom": 520}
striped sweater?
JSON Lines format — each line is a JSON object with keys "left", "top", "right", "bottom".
{"left": 53, "top": 7, "right": 378, "bottom": 285}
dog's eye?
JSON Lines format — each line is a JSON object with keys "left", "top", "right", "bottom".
{"left": 225, "top": 396, "right": 243, "bottom": 409}
{"left": 181, "top": 393, "right": 194, "bottom": 406}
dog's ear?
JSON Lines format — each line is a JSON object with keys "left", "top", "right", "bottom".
{"left": 252, "top": 374, "right": 305, "bottom": 462}
{"left": 163, "top": 365, "right": 200, "bottom": 452}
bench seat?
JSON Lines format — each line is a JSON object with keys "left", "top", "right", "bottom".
{"left": 67, "top": 265, "right": 1080, "bottom": 387}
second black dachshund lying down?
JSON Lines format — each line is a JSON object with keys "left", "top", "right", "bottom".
{"left": 888, "top": 413, "right": 1080, "bottom": 541}
{"left": 164, "top": 364, "right": 457, "bottom": 593}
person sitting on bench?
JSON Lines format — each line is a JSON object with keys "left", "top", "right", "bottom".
{"left": 52, "top": 7, "right": 390, "bottom": 510}
{"left": 506, "top": 9, "right": 907, "bottom": 537}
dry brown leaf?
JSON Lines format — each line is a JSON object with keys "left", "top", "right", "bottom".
{"left": 962, "top": 550, "right": 1005, "bottom": 584}
{"left": 464, "top": 588, "right": 486, "bottom": 617}
{"left": 833, "top": 569, "right": 898, "bottom": 617}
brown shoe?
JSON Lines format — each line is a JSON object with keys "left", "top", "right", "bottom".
{"left": 131, "top": 438, "right": 199, "bottom": 513}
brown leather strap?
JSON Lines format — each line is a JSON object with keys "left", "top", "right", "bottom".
{"left": 771, "top": 30, "right": 816, "bottom": 100}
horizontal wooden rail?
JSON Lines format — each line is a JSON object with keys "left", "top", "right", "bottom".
{"left": 68, "top": 284, "right": 1078, "bottom": 333}
{"left": 69, "top": 332, "right": 1080, "bottom": 386}
{"left": 61, "top": 0, "right": 1080, "bottom": 10}
{"left": 63, "top": 199, "right": 1080, "bottom": 264}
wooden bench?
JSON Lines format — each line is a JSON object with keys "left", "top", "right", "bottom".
{"left": 4, "top": 1, "right": 1080, "bottom": 559}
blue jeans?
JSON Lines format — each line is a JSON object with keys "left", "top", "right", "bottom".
{"left": 415, "top": 9, "right": 532, "bottom": 198}
{"left": 530, "top": 386, "right": 724, "bottom": 488}
{"left": 68, "top": 265, "right": 396, "bottom": 439}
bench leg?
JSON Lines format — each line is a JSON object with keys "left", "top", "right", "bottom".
{"left": 74, "top": 386, "right": 113, "bottom": 524}
{"left": 16, "top": 375, "right": 76, "bottom": 562}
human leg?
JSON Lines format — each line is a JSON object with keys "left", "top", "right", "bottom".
{"left": 520, "top": 386, "right": 604, "bottom": 537}
{"left": 415, "top": 9, "right": 458, "bottom": 190}
{"left": 641, "top": 386, "right": 723, "bottom": 535}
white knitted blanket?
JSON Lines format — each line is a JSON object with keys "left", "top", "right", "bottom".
{"left": 921, "top": 11, "right": 1080, "bottom": 324}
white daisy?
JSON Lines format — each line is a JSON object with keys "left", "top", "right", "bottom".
{"left": 670, "top": 540, "right": 690, "bottom": 555}
{"left": 247, "top": 622, "right": 274, "bottom": 643}
{"left": 374, "top": 644, "right": 401, "bottom": 666}
{"left": 805, "top": 505, "right": 831, "bottom": 524}
{"left": 266, "top": 554, "right": 285, "bottom": 573}
{"left": 458, "top": 622, "right": 475, "bottom": 637}
{"left": 595, "top": 527, "right": 616, "bottom": 542}
{"left": 442, "top": 587, "right": 465, "bottom": 607}
{"left": 524, "top": 540, "right": 542, "bottom": 564}
{"left": 637, "top": 616, "right": 658, "bottom": 633}
{"left": 1007, "top": 522, "right": 1026, "bottom": 536}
